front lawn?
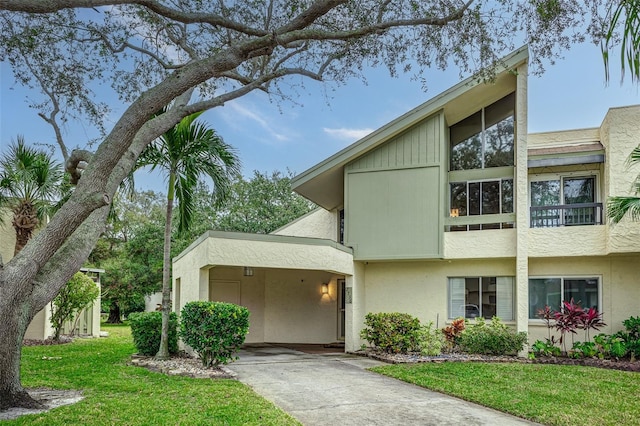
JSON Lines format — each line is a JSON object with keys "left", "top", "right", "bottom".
{"left": 372, "top": 362, "right": 640, "bottom": 426}
{"left": 7, "top": 324, "right": 299, "bottom": 425}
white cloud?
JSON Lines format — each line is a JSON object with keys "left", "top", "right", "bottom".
{"left": 323, "top": 127, "right": 373, "bottom": 142}
{"left": 226, "top": 101, "right": 291, "bottom": 144}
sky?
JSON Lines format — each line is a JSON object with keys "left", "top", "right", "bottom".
{"left": 1, "top": 41, "right": 639, "bottom": 194}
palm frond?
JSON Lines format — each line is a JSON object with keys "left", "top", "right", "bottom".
{"left": 608, "top": 196, "right": 640, "bottom": 223}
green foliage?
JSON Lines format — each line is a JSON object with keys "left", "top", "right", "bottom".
{"left": 129, "top": 311, "right": 179, "bottom": 356}
{"left": 180, "top": 301, "right": 250, "bottom": 366}
{"left": 457, "top": 317, "right": 527, "bottom": 356}
{"left": 216, "top": 170, "right": 316, "bottom": 234}
{"left": 570, "top": 341, "right": 598, "bottom": 358}
{"left": 50, "top": 272, "right": 100, "bottom": 340}
{"left": 360, "top": 312, "right": 421, "bottom": 354}
{"left": 416, "top": 321, "right": 444, "bottom": 356}
{"left": 531, "top": 339, "right": 562, "bottom": 357}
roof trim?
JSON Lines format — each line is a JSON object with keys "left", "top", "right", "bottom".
{"left": 291, "top": 46, "right": 529, "bottom": 192}
{"left": 174, "top": 230, "right": 352, "bottom": 262}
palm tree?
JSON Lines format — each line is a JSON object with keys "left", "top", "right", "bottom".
{"left": 608, "top": 146, "right": 640, "bottom": 223}
{"left": 136, "top": 111, "right": 240, "bottom": 359}
{"left": 603, "top": 2, "right": 640, "bottom": 223}
{"left": 0, "top": 137, "right": 63, "bottom": 255}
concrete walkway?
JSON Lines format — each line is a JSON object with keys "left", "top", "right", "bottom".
{"left": 227, "top": 345, "right": 539, "bottom": 426}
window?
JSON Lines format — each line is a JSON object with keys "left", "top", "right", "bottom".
{"left": 449, "top": 179, "right": 513, "bottom": 231}
{"left": 338, "top": 209, "right": 344, "bottom": 244}
{"left": 528, "top": 277, "right": 599, "bottom": 319}
{"left": 530, "top": 175, "right": 600, "bottom": 227}
{"left": 449, "top": 277, "right": 514, "bottom": 320}
{"left": 450, "top": 93, "right": 515, "bottom": 171}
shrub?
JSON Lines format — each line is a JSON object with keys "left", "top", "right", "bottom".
{"left": 180, "top": 301, "right": 250, "bottom": 367}
{"left": 417, "top": 321, "right": 444, "bottom": 356}
{"left": 442, "top": 318, "right": 465, "bottom": 351}
{"left": 458, "top": 317, "right": 527, "bottom": 356}
{"left": 50, "top": 272, "right": 100, "bottom": 340}
{"left": 360, "top": 312, "right": 421, "bottom": 354}
{"left": 531, "top": 339, "right": 561, "bottom": 357}
{"left": 129, "top": 311, "right": 179, "bottom": 356}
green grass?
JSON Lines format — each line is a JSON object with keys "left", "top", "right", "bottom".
{"left": 7, "top": 324, "right": 299, "bottom": 425}
{"left": 372, "top": 362, "right": 640, "bottom": 426}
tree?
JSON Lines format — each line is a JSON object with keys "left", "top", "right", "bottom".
{"left": 602, "top": 0, "right": 640, "bottom": 84}
{"left": 0, "top": 0, "right": 607, "bottom": 410}
{"left": 217, "top": 170, "right": 316, "bottom": 234}
{"left": 135, "top": 111, "right": 240, "bottom": 359}
{"left": 602, "top": 1, "right": 640, "bottom": 223}
{"left": 49, "top": 271, "right": 100, "bottom": 341}
{"left": 0, "top": 137, "right": 63, "bottom": 255}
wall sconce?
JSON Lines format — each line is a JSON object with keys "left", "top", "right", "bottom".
{"left": 321, "top": 283, "right": 329, "bottom": 295}
{"left": 243, "top": 267, "right": 254, "bottom": 277}
{"left": 450, "top": 208, "right": 459, "bottom": 218}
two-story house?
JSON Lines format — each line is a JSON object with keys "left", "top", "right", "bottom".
{"left": 172, "top": 47, "right": 640, "bottom": 352}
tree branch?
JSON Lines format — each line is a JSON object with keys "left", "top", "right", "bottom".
{"left": 66, "top": 149, "right": 94, "bottom": 184}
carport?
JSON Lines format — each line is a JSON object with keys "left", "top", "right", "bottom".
{"left": 172, "top": 231, "right": 353, "bottom": 345}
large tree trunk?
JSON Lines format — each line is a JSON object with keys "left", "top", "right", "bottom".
{"left": 0, "top": 298, "right": 42, "bottom": 410}
{"left": 107, "top": 302, "right": 122, "bottom": 324}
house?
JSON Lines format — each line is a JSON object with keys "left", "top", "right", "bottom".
{"left": 0, "top": 208, "right": 103, "bottom": 340}
{"left": 172, "top": 47, "right": 640, "bottom": 352}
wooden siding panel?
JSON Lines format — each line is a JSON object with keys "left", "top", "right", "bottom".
{"left": 346, "top": 113, "right": 442, "bottom": 173}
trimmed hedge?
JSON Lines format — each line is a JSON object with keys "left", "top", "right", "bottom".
{"left": 179, "top": 301, "right": 250, "bottom": 366}
{"left": 458, "top": 317, "right": 527, "bottom": 355}
{"left": 360, "top": 312, "right": 421, "bottom": 354}
{"left": 129, "top": 311, "right": 179, "bottom": 356}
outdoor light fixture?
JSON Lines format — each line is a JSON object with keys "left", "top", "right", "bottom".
{"left": 243, "top": 267, "right": 254, "bottom": 277}
{"left": 450, "top": 208, "right": 459, "bottom": 217}
{"left": 321, "top": 283, "right": 329, "bottom": 295}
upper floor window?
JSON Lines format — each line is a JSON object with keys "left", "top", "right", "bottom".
{"left": 530, "top": 175, "right": 602, "bottom": 227}
{"left": 450, "top": 93, "right": 515, "bottom": 171}
{"left": 449, "top": 178, "right": 513, "bottom": 231}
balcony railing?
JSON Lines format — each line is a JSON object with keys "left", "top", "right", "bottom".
{"left": 530, "top": 203, "right": 603, "bottom": 228}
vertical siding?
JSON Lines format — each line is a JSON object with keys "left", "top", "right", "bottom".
{"left": 347, "top": 113, "right": 441, "bottom": 172}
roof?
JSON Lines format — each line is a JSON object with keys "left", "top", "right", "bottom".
{"left": 291, "top": 47, "right": 529, "bottom": 210}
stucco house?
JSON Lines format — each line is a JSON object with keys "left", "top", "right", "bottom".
{"left": 0, "top": 208, "right": 102, "bottom": 340}
{"left": 173, "top": 47, "right": 640, "bottom": 352}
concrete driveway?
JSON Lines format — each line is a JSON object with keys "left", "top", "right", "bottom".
{"left": 226, "top": 345, "right": 539, "bottom": 426}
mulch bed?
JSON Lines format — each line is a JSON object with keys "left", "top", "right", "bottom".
{"left": 22, "top": 337, "right": 73, "bottom": 346}
{"left": 354, "top": 349, "right": 640, "bottom": 372}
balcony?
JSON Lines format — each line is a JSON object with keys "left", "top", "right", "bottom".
{"left": 530, "top": 203, "right": 603, "bottom": 228}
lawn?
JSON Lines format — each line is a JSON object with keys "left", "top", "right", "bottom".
{"left": 372, "top": 361, "right": 640, "bottom": 426}
{"left": 6, "top": 324, "right": 300, "bottom": 425}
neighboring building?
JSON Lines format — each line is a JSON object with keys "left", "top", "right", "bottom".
{"left": 0, "top": 208, "right": 102, "bottom": 340}
{"left": 173, "top": 47, "right": 640, "bottom": 352}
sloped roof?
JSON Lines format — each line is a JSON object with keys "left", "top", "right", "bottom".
{"left": 291, "top": 47, "right": 529, "bottom": 210}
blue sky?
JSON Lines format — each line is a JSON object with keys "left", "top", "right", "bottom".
{"left": 1, "top": 41, "right": 638, "bottom": 194}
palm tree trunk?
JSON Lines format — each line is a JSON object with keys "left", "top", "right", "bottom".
{"left": 12, "top": 202, "right": 39, "bottom": 256}
{"left": 156, "top": 172, "right": 175, "bottom": 359}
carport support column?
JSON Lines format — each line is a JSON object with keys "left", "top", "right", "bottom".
{"left": 345, "top": 262, "right": 365, "bottom": 352}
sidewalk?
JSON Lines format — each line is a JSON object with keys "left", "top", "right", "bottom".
{"left": 226, "top": 345, "right": 540, "bottom": 426}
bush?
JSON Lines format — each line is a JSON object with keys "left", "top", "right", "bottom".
{"left": 50, "top": 272, "right": 100, "bottom": 340}
{"left": 458, "top": 317, "right": 527, "bottom": 356}
{"left": 129, "top": 311, "right": 179, "bottom": 356}
{"left": 442, "top": 318, "right": 465, "bottom": 351}
{"left": 179, "top": 301, "right": 250, "bottom": 367}
{"left": 417, "top": 321, "right": 444, "bottom": 356}
{"left": 360, "top": 312, "right": 421, "bottom": 354}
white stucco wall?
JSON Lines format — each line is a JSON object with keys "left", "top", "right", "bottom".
{"left": 361, "top": 259, "right": 517, "bottom": 328}
{"left": 271, "top": 208, "right": 338, "bottom": 241}
{"left": 528, "top": 255, "right": 640, "bottom": 344}
{"left": 528, "top": 226, "right": 608, "bottom": 257}
{"left": 444, "top": 229, "right": 516, "bottom": 259}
